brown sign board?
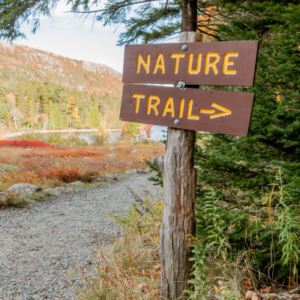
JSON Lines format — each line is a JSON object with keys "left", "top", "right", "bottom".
{"left": 120, "top": 84, "right": 254, "bottom": 137}
{"left": 122, "top": 41, "right": 258, "bottom": 87}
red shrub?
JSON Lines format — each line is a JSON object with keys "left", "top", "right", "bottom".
{"left": 0, "top": 140, "right": 54, "bottom": 148}
{"left": 41, "top": 168, "right": 95, "bottom": 183}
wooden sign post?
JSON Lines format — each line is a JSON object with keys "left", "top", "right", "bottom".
{"left": 119, "top": 14, "right": 258, "bottom": 299}
{"left": 158, "top": 32, "right": 201, "bottom": 299}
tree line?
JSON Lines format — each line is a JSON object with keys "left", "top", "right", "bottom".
{"left": 0, "top": 77, "right": 121, "bottom": 131}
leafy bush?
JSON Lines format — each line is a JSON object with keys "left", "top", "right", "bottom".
{"left": 122, "top": 122, "right": 140, "bottom": 137}
{"left": 90, "top": 132, "right": 109, "bottom": 146}
{"left": 190, "top": 170, "right": 300, "bottom": 294}
{"left": 41, "top": 167, "right": 94, "bottom": 183}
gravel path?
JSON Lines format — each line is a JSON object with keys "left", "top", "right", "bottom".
{"left": 0, "top": 173, "right": 162, "bottom": 300}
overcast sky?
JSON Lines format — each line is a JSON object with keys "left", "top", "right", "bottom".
{"left": 14, "top": 2, "right": 178, "bottom": 74}
{"left": 15, "top": 2, "right": 127, "bottom": 73}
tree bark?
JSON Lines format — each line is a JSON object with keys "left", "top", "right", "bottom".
{"left": 159, "top": 31, "right": 202, "bottom": 300}
{"left": 181, "top": 0, "right": 198, "bottom": 31}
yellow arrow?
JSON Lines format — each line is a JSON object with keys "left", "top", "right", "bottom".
{"left": 199, "top": 103, "right": 231, "bottom": 118}
{"left": 199, "top": 109, "right": 215, "bottom": 114}
{"left": 209, "top": 103, "right": 231, "bottom": 119}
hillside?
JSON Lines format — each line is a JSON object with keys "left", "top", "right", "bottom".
{"left": 0, "top": 41, "right": 123, "bottom": 132}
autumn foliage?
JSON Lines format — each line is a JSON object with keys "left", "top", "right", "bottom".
{"left": 0, "top": 143, "right": 165, "bottom": 192}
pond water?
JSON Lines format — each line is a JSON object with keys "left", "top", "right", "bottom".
{"left": 79, "top": 125, "right": 168, "bottom": 143}
{"left": 5, "top": 125, "right": 168, "bottom": 143}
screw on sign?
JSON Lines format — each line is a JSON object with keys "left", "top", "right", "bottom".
{"left": 120, "top": 31, "right": 258, "bottom": 300}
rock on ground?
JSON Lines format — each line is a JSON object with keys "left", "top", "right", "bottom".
{"left": 6, "top": 183, "right": 42, "bottom": 196}
{"left": 105, "top": 174, "right": 117, "bottom": 180}
{"left": 90, "top": 176, "right": 105, "bottom": 182}
{"left": 132, "top": 149, "right": 141, "bottom": 154}
{"left": 125, "top": 169, "right": 137, "bottom": 175}
{"left": 69, "top": 181, "right": 84, "bottom": 186}
{"left": 137, "top": 168, "right": 150, "bottom": 174}
{"left": 0, "top": 173, "right": 162, "bottom": 300}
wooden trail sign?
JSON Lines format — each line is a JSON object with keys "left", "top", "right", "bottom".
{"left": 122, "top": 41, "right": 258, "bottom": 87}
{"left": 120, "top": 83, "right": 254, "bottom": 137}
{"left": 120, "top": 27, "right": 258, "bottom": 298}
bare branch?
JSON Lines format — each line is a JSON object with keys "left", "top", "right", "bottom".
{"left": 164, "top": 0, "right": 169, "bottom": 13}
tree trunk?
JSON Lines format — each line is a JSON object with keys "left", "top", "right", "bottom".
{"left": 159, "top": 31, "right": 202, "bottom": 300}
{"left": 181, "top": 0, "right": 198, "bottom": 32}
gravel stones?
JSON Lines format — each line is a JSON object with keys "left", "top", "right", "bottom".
{"left": 44, "top": 187, "right": 73, "bottom": 196}
{"left": 0, "top": 173, "right": 162, "bottom": 299}
{"left": 6, "top": 183, "right": 42, "bottom": 196}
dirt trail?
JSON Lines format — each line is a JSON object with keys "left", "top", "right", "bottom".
{"left": 0, "top": 173, "right": 162, "bottom": 300}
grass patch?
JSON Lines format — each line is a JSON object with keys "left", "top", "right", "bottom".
{"left": 0, "top": 191, "right": 46, "bottom": 208}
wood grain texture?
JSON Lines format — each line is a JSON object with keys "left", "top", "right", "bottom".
{"left": 122, "top": 41, "right": 258, "bottom": 87}
{"left": 159, "top": 31, "right": 198, "bottom": 300}
{"left": 120, "top": 83, "right": 254, "bottom": 137}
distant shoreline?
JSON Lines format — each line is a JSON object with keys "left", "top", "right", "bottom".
{"left": 3, "top": 129, "right": 121, "bottom": 139}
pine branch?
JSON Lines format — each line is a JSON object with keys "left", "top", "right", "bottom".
{"left": 64, "top": 0, "right": 159, "bottom": 14}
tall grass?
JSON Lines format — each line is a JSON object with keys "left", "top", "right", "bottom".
{"left": 78, "top": 193, "right": 163, "bottom": 300}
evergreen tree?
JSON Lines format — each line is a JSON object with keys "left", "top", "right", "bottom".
{"left": 53, "top": 103, "right": 64, "bottom": 129}
{"left": 40, "top": 87, "right": 49, "bottom": 114}
{"left": 16, "top": 81, "right": 27, "bottom": 117}
{"left": 90, "top": 104, "right": 101, "bottom": 128}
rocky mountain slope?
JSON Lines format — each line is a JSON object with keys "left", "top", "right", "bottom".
{"left": 0, "top": 41, "right": 122, "bottom": 97}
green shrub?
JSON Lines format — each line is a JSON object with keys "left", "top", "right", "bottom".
{"left": 193, "top": 170, "right": 300, "bottom": 288}
{"left": 90, "top": 132, "right": 109, "bottom": 146}
{"left": 125, "top": 122, "right": 140, "bottom": 137}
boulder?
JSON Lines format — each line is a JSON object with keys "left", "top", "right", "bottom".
{"left": 132, "top": 149, "right": 141, "bottom": 154}
{"left": 83, "top": 157, "right": 91, "bottom": 160}
{"left": 137, "top": 169, "right": 148, "bottom": 174}
{"left": 6, "top": 183, "right": 42, "bottom": 196}
{"left": 93, "top": 177, "right": 105, "bottom": 182}
{"left": 0, "top": 192, "right": 8, "bottom": 202}
{"left": 105, "top": 174, "right": 117, "bottom": 180}
{"left": 109, "top": 147, "right": 115, "bottom": 150}
{"left": 44, "top": 187, "right": 73, "bottom": 197}
{"left": 25, "top": 148, "right": 32, "bottom": 151}
{"left": 69, "top": 181, "right": 84, "bottom": 186}
{"left": 0, "top": 164, "right": 18, "bottom": 174}
{"left": 108, "top": 154, "right": 116, "bottom": 157}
